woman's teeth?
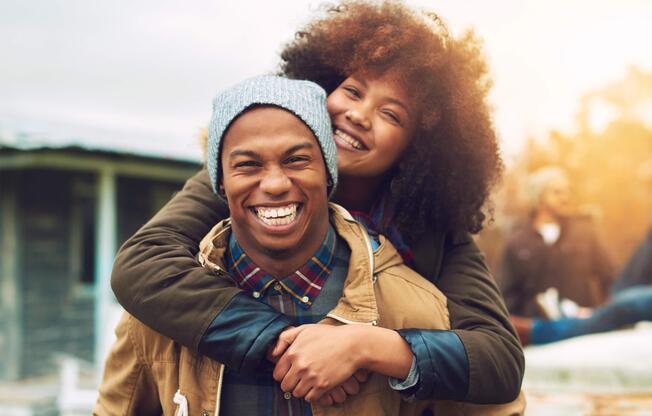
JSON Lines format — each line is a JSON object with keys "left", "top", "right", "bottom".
{"left": 335, "top": 129, "right": 365, "bottom": 150}
{"left": 255, "top": 204, "right": 298, "bottom": 226}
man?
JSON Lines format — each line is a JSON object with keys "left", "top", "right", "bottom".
{"left": 499, "top": 166, "right": 615, "bottom": 318}
{"left": 94, "top": 76, "right": 461, "bottom": 415}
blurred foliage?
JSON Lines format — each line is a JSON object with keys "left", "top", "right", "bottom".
{"left": 481, "top": 66, "right": 652, "bottom": 276}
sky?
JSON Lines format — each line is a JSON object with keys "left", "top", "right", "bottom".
{"left": 1, "top": 0, "right": 651, "bottom": 162}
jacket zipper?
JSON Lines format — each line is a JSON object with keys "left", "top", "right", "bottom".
{"left": 358, "top": 222, "right": 375, "bottom": 281}
{"left": 214, "top": 364, "right": 225, "bottom": 416}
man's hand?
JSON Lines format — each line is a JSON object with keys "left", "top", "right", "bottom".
{"left": 271, "top": 324, "right": 365, "bottom": 402}
{"left": 316, "top": 370, "right": 370, "bottom": 406}
{"left": 267, "top": 325, "right": 297, "bottom": 363}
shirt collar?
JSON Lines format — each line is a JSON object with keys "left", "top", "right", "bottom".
{"left": 225, "top": 225, "right": 337, "bottom": 309}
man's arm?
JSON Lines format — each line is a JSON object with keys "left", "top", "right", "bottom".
{"left": 111, "top": 170, "right": 292, "bottom": 372}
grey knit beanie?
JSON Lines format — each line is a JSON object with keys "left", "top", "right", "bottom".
{"left": 207, "top": 75, "right": 337, "bottom": 198}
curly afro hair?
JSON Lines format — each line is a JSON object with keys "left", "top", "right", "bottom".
{"left": 279, "top": 0, "right": 503, "bottom": 238}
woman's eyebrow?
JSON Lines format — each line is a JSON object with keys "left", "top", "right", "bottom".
{"left": 386, "top": 97, "right": 410, "bottom": 113}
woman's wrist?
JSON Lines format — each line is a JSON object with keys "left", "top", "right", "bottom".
{"left": 349, "top": 325, "right": 413, "bottom": 379}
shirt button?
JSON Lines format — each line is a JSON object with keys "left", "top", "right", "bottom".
{"left": 301, "top": 296, "right": 310, "bottom": 303}
{"left": 201, "top": 411, "right": 210, "bottom": 416}
{"left": 273, "top": 283, "right": 282, "bottom": 292}
{"left": 284, "top": 391, "right": 292, "bottom": 400}
{"left": 252, "top": 291, "right": 261, "bottom": 299}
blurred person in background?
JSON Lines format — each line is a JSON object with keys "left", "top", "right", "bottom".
{"left": 500, "top": 166, "right": 652, "bottom": 345}
{"left": 611, "top": 227, "right": 652, "bottom": 293}
{"left": 499, "top": 166, "right": 614, "bottom": 319}
{"left": 509, "top": 243, "right": 652, "bottom": 346}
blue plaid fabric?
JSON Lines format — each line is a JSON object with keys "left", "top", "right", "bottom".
{"left": 227, "top": 225, "right": 337, "bottom": 309}
{"left": 349, "top": 193, "right": 414, "bottom": 266}
{"left": 219, "top": 224, "right": 350, "bottom": 416}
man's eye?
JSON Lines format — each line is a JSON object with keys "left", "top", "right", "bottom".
{"left": 286, "top": 156, "right": 310, "bottom": 164}
{"left": 235, "top": 161, "right": 259, "bottom": 168}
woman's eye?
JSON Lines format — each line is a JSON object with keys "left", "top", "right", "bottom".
{"left": 382, "top": 110, "right": 402, "bottom": 125}
{"left": 343, "top": 86, "right": 361, "bottom": 98}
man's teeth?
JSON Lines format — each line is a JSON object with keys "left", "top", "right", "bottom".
{"left": 335, "top": 129, "right": 364, "bottom": 150}
{"left": 255, "top": 204, "right": 298, "bottom": 226}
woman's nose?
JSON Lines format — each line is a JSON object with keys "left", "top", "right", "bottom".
{"left": 345, "top": 108, "right": 371, "bottom": 130}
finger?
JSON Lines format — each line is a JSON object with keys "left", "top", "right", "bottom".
{"left": 353, "top": 369, "right": 370, "bottom": 383}
{"left": 279, "top": 368, "right": 300, "bottom": 393}
{"left": 267, "top": 339, "right": 282, "bottom": 363}
{"left": 268, "top": 338, "right": 292, "bottom": 362}
{"left": 270, "top": 326, "right": 298, "bottom": 358}
{"left": 304, "top": 386, "right": 328, "bottom": 403}
{"left": 317, "top": 394, "right": 334, "bottom": 406}
{"left": 329, "top": 386, "right": 347, "bottom": 404}
{"left": 340, "top": 377, "right": 360, "bottom": 395}
{"left": 272, "top": 355, "right": 292, "bottom": 382}
{"left": 291, "top": 378, "right": 312, "bottom": 399}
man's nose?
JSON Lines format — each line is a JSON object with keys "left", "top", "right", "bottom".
{"left": 259, "top": 166, "right": 292, "bottom": 195}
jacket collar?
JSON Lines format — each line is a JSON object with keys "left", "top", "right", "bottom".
{"left": 198, "top": 203, "right": 410, "bottom": 325}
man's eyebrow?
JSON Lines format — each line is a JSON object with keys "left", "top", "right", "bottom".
{"left": 283, "top": 142, "right": 315, "bottom": 156}
{"left": 228, "top": 149, "right": 260, "bottom": 159}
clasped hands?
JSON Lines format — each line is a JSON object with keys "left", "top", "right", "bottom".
{"left": 267, "top": 324, "right": 370, "bottom": 406}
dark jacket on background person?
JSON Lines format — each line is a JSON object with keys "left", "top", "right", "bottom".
{"left": 612, "top": 227, "right": 652, "bottom": 293}
{"left": 110, "top": 170, "right": 524, "bottom": 404}
{"left": 499, "top": 215, "right": 615, "bottom": 318}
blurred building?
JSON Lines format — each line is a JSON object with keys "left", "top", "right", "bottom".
{"left": 0, "top": 121, "right": 200, "bottom": 414}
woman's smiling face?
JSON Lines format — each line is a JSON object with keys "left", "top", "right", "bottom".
{"left": 327, "top": 71, "right": 417, "bottom": 178}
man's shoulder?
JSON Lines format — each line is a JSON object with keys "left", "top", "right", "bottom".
{"left": 118, "top": 312, "right": 180, "bottom": 363}
{"left": 198, "top": 219, "right": 233, "bottom": 271}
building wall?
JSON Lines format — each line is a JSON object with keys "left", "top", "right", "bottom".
{"left": 17, "top": 170, "right": 89, "bottom": 377}
{"left": 0, "top": 170, "right": 22, "bottom": 380}
{"left": 0, "top": 167, "right": 188, "bottom": 380}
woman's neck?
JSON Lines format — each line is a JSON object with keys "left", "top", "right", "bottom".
{"left": 333, "top": 175, "right": 385, "bottom": 212}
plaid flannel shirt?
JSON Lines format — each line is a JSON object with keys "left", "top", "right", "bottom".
{"left": 220, "top": 224, "right": 349, "bottom": 416}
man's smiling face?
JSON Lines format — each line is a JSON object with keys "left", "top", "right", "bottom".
{"left": 220, "top": 105, "right": 330, "bottom": 260}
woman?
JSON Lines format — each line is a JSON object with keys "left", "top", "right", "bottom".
{"left": 111, "top": 0, "right": 523, "bottom": 405}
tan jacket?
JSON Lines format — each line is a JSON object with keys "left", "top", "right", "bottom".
{"left": 95, "top": 204, "right": 524, "bottom": 415}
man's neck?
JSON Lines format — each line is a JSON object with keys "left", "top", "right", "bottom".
{"left": 533, "top": 209, "right": 560, "bottom": 229}
{"left": 232, "top": 220, "right": 330, "bottom": 278}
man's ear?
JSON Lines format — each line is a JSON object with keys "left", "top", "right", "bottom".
{"left": 218, "top": 181, "right": 226, "bottom": 198}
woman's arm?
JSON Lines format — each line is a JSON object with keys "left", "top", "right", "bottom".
{"left": 415, "top": 232, "right": 524, "bottom": 403}
{"left": 269, "top": 234, "right": 519, "bottom": 404}
{"left": 111, "top": 170, "right": 292, "bottom": 373}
